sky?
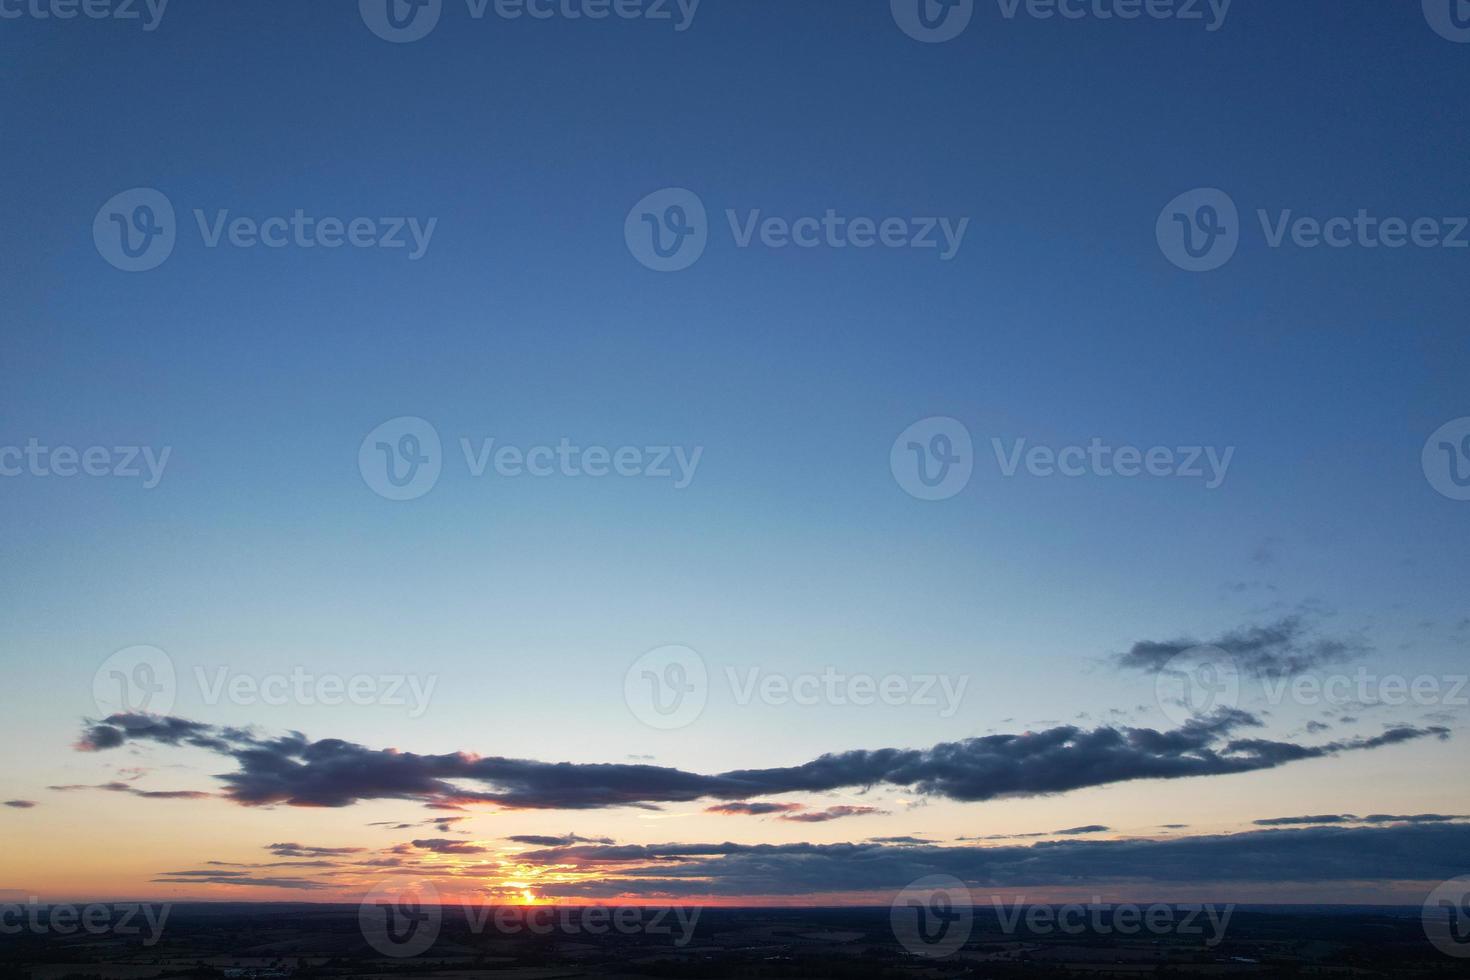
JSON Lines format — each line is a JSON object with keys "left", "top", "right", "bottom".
{"left": 1, "top": 0, "right": 1468, "bottom": 908}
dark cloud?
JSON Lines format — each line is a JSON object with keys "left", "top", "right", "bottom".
{"left": 1255, "top": 813, "right": 1467, "bottom": 827}
{"left": 151, "top": 823, "right": 1470, "bottom": 898}
{"left": 206, "top": 860, "right": 339, "bottom": 869}
{"left": 410, "top": 838, "right": 488, "bottom": 855}
{"left": 527, "top": 824, "right": 1470, "bottom": 898}
{"left": 153, "top": 870, "right": 327, "bottom": 890}
{"left": 47, "top": 781, "right": 211, "bottom": 800}
{"left": 779, "top": 805, "right": 883, "bottom": 823}
{"left": 957, "top": 832, "right": 1048, "bottom": 841}
{"left": 73, "top": 711, "right": 1447, "bottom": 812}
{"left": 1251, "top": 537, "right": 1282, "bottom": 566}
{"left": 958, "top": 827, "right": 1111, "bottom": 840}
{"left": 504, "top": 833, "right": 616, "bottom": 846}
{"left": 1115, "top": 616, "right": 1365, "bottom": 678}
{"left": 705, "top": 802, "right": 804, "bottom": 816}
{"left": 267, "top": 843, "right": 365, "bottom": 858}
{"left": 75, "top": 715, "right": 229, "bottom": 753}
{"left": 369, "top": 815, "right": 469, "bottom": 834}
{"left": 3, "top": 800, "right": 37, "bottom": 809}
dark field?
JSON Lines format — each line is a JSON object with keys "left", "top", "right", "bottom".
{"left": 3, "top": 903, "right": 1470, "bottom": 979}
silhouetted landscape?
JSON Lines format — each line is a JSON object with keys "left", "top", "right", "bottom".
{"left": 5, "top": 903, "right": 1470, "bottom": 979}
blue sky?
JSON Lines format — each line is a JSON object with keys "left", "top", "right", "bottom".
{"left": 1, "top": 0, "right": 1468, "bottom": 902}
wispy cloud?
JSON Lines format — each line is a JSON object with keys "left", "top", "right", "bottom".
{"left": 1253, "top": 813, "right": 1467, "bottom": 827}
{"left": 1116, "top": 616, "right": 1366, "bottom": 678}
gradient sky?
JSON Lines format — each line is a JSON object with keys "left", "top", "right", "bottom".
{"left": 1, "top": 1, "right": 1468, "bottom": 905}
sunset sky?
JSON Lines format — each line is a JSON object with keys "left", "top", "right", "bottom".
{"left": 2, "top": 1, "right": 1468, "bottom": 907}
